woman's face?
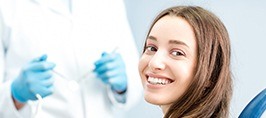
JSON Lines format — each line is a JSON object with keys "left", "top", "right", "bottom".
{"left": 138, "top": 15, "right": 198, "bottom": 112}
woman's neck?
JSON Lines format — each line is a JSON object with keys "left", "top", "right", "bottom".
{"left": 160, "top": 104, "right": 171, "bottom": 115}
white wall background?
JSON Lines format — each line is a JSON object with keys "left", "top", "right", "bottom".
{"left": 123, "top": 0, "right": 266, "bottom": 117}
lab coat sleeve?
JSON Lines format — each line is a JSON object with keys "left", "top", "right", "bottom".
{"left": 0, "top": 2, "right": 32, "bottom": 117}
{"left": 0, "top": 81, "right": 34, "bottom": 118}
{"left": 107, "top": 86, "right": 127, "bottom": 107}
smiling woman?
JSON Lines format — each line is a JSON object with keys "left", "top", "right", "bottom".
{"left": 138, "top": 6, "right": 232, "bottom": 118}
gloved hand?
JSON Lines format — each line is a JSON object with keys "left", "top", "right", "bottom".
{"left": 11, "top": 54, "right": 56, "bottom": 103}
{"left": 94, "top": 52, "right": 127, "bottom": 93}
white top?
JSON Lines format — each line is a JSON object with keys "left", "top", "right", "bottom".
{"left": 0, "top": 0, "right": 142, "bottom": 117}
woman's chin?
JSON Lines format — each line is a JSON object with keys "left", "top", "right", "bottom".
{"left": 144, "top": 93, "right": 165, "bottom": 105}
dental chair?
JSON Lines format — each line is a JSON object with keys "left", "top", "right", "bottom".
{"left": 239, "top": 88, "right": 266, "bottom": 118}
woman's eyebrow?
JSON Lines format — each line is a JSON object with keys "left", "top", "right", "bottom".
{"left": 148, "top": 36, "right": 189, "bottom": 48}
{"left": 147, "top": 35, "right": 157, "bottom": 41}
{"left": 169, "top": 40, "right": 189, "bottom": 48}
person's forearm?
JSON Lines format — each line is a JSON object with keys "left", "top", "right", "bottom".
{"left": 12, "top": 95, "right": 25, "bottom": 110}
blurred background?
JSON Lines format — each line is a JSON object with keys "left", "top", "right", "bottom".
{"left": 123, "top": 0, "right": 266, "bottom": 117}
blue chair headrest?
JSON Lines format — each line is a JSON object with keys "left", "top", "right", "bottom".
{"left": 239, "top": 88, "right": 266, "bottom": 118}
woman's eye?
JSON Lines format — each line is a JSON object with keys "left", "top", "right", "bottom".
{"left": 171, "top": 50, "right": 185, "bottom": 56}
{"left": 144, "top": 45, "right": 157, "bottom": 55}
{"left": 145, "top": 46, "right": 157, "bottom": 52}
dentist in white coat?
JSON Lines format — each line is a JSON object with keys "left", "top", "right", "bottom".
{"left": 0, "top": 0, "right": 142, "bottom": 117}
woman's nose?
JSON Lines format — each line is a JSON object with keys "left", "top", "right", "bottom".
{"left": 148, "top": 51, "right": 166, "bottom": 72}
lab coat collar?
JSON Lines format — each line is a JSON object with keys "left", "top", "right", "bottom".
{"left": 31, "top": 0, "right": 71, "bottom": 16}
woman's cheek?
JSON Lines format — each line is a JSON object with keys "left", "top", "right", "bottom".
{"left": 138, "top": 55, "right": 150, "bottom": 73}
{"left": 172, "top": 62, "right": 194, "bottom": 83}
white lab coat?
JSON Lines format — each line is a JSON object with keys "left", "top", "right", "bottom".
{"left": 0, "top": 0, "right": 142, "bottom": 117}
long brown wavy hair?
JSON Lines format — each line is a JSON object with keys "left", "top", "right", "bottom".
{"left": 143, "top": 6, "right": 232, "bottom": 118}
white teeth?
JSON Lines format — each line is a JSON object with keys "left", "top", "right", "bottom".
{"left": 148, "top": 77, "right": 171, "bottom": 85}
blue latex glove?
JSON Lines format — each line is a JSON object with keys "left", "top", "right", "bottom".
{"left": 94, "top": 52, "right": 127, "bottom": 93}
{"left": 11, "top": 54, "right": 56, "bottom": 103}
